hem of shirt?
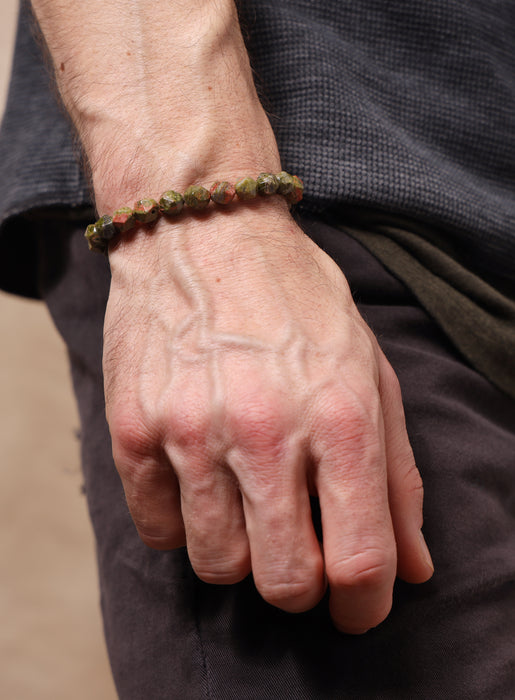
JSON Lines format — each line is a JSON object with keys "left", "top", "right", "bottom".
{"left": 0, "top": 201, "right": 94, "bottom": 299}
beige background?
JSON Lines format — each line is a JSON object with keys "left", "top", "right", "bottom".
{"left": 0, "top": 3, "right": 117, "bottom": 698}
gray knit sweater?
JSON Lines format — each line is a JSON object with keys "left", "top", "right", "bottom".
{"left": 1, "top": 0, "right": 515, "bottom": 298}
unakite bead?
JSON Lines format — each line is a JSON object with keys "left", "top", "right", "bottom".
{"left": 285, "top": 175, "right": 304, "bottom": 204}
{"left": 84, "top": 223, "right": 107, "bottom": 254}
{"left": 96, "top": 215, "right": 116, "bottom": 241}
{"left": 133, "top": 198, "right": 159, "bottom": 223}
{"left": 112, "top": 207, "right": 136, "bottom": 232}
{"left": 85, "top": 215, "right": 115, "bottom": 253}
{"left": 235, "top": 176, "right": 257, "bottom": 201}
{"left": 210, "top": 181, "right": 236, "bottom": 205}
{"left": 256, "top": 173, "right": 279, "bottom": 196}
{"left": 276, "top": 171, "right": 295, "bottom": 196}
{"left": 159, "top": 190, "right": 184, "bottom": 216}
{"left": 184, "top": 185, "right": 211, "bottom": 210}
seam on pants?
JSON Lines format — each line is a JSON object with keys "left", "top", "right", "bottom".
{"left": 192, "top": 574, "right": 214, "bottom": 700}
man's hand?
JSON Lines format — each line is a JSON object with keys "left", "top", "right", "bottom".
{"left": 32, "top": 0, "right": 432, "bottom": 634}
{"left": 104, "top": 202, "right": 433, "bottom": 634}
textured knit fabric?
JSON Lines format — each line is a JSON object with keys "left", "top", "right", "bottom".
{"left": 238, "top": 0, "right": 515, "bottom": 290}
{"left": 2, "top": 0, "right": 515, "bottom": 289}
{"left": 0, "top": 1, "right": 89, "bottom": 296}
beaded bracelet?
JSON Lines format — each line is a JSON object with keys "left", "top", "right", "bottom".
{"left": 85, "top": 171, "right": 303, "bottom": 254}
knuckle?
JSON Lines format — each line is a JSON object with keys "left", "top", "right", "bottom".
{"left": 397, "top": 463, "right": 425, "bottom": 517}
{"left": 329, "top": 548, "right": 396, "bottom": 591}
{"left": 258, "top": 578, "right": 317, "bottom": 611}
{"left": 168, "top": 408, "right": 210, "bottom": 449}
{"left": 126, "top": 480, "right": 183, "bottom": 547}
{"left": 323, "top": 386, "right": 379, "bottom": 432}
{"left": 117, "top": 458, "right": 156, "bottom": 493}
{"left": 109, "top": 407, "right": 160, "bottom": 463}
{"left": 229, "top": 396, "right": 287, "bottom": 453}
{"left": 138, "top": 528, "right": 185, "bottom": 551}
{"left": 129, "top": 494, "right": 185, "bottom": 550}
{"left": 255, "top": 556, "right": 324, "bottom": 612}
{"left": 192, "top": 552, "right": 251, "bottom": 585}
{"left": 314, "top": 387, "right": 382, "bottom": 457}
{"left": 403, "top": 464, "right": 424, "bottom": 499}
{"left": 341, "top": 403, "right": 374, "bottom": 443}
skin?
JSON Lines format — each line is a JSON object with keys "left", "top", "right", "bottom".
{"left": 32, "top": 0, "right": 433, "bottom": 634}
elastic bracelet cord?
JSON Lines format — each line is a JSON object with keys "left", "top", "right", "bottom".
{"left": 85, "top": 171, "right": 303, "bottom": 254}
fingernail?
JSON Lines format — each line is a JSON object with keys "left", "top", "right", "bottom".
{"left": 419, "top": 530, "right": 434, "bottom": 574}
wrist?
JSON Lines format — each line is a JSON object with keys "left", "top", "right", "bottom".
{"left": 90, "top": 125, "right": 282, "bottom": 217}
{"left": 87, "top": 167, "right": 304, "bottom": 254}
{"left": 107, "top": 196, "right": 296, "bottom": 273}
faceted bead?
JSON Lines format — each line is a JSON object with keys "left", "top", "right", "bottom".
{"left": 210, "top": 181, "right": 236, "bottom": 205}
{"left": 85, "top": 215, "right": 115, "bottom": 253}
{"left": 96, "top": 214, "right": 116, "bottom": 241}
{"left": 256, "top": 173, "right": 279, "bottom": 196}
{"left": 84, "top": 223, "right": 107, "bottom": 254}
{"left": 285, "top": 175, "right": 304, "bottom": 204}
{"left": 159, "top": 190, "right": 184, "bottom": 216}
{"left": 235, "top": 176, "right": 257, "bottom": 201}
{"left": 276, "top": 171, "right": 295, "bottom": 196}
{"left": 133, "top": 198, "right": 160, "bottom": 223}
{"left": 184, "top": 185, "right": 211, "bottom": 210}
{"left": 112, "top": 207, "right": 136, "bottom": 232}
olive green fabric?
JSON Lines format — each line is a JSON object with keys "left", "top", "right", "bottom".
{"left": 339, "top": 218, "right": 515, "bottom": 400}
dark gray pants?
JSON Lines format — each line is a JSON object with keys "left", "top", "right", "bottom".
{"left": 38, "top": 215, "right": 515, "bottom": 699}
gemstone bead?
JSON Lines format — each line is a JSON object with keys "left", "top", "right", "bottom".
{"left": 85, "top": 172, "right": 305, "bottom": 255}
{"left": 133, "top": 198, "right": 159, "bottom": 223}
{"left": 276, "top": 171, "right": 295, "bottom": 196}
{"left": 235, "top": 176, "right": 257, "bottom": 200}
{"left": 210, "top": 181, "right": 236, "bottom": 205}
{"left": 112, "top": 207, "right": 136, "bottom": 233}
{"left": 84, "top": 223, "right": 107, "bottom": 254}
{"left": 159, "top": 190, "right": 184, "bottom": 216}
{"left": 285, "top": 175, "right": 304, "bottom": 204}
{"left": 256, "top": 173, "right": 279, "bottom": 196}
{"left": 85, "top": 215, "right": 116, "bottom": 253}
{"left": 96, "top": 215, "right": 116, "bottom": 240}
{"left": 184, "top": 185, "right": 211, "bottom": 210}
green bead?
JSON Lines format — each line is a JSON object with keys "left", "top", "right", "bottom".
{"left": 235, "top": 176, "right": 257, "bottom": 201}
{"left": 96, "top": 215, "right": 116, "bottom": 240}
{"left": 84, "top": 223, "right": 107, "bottom": 254}
{"left": 184, "top": 185, "right": 211, "bottom": 210}
{"left": 85, "top": 215, "right": 116, "bottom": 253}
{"left": 256, "top": 173, "right": 279, "bottom": 196}
{"left": 159, "top": 190, "right": 184, "bottom": 216}
{"left": 112, "top": 207, "right": 136, "bottom": 233}
{"left": 276, "top": 171, "right": 295, "bottom": 196}
{"left": 210, "top": 181, "right": 236, "bottom": 205}
{"left": 285, "top": 175, "right": 304, "bottom": 204}
{"left": 133, "top": 198, "right": 159, "bottom": 223}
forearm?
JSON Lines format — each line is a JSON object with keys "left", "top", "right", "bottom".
{"left": 31, "top": 0, "right": 281, "bottom": 214}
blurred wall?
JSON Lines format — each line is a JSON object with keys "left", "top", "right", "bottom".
{"left": 0, "top": 3, "right": 116, "bottom": 698}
